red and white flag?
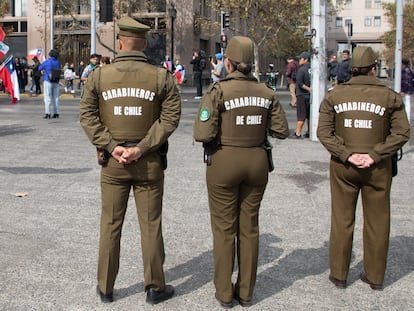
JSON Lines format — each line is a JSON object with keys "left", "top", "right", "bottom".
{"left": 27, "top": 48, "right": 42, "bottom": 60}
{"left": 0, "top": 55, "right": 20, "bottom": 103}
{"left": 0, "top": 41, "right": 10, "bottom": 59}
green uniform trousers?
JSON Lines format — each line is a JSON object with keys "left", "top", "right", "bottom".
{"left": 329, "top": 158, "right": 392, "bottom": 285}
{"left": 206, "top": 146, "right": 268, "bottom": 303}
{"left": 97, "top": 152, "right": 166, "bottom": 294}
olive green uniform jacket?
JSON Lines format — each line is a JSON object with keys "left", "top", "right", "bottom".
{"left": 317, "top": 75, "right": 409, "bottom": 163}
{"left": 194, "top": 71, "right": 289, "bottom": 144}
{"left": 79, "top": 51, "right": 181, "bottom": 155}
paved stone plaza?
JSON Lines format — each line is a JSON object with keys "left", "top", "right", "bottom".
{"left": 0, "top": 87, "right": 413, "bottom": 310}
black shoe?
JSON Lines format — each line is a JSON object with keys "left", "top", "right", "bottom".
{"left": 304, "top": 132, "right": 310, "bottom": 138}
{"left": 96, "top": 285, "right": 113, "bottom": 303}
{"left": 234, "top": 293, "right": 252, "bottom": 307}
{"left": 146, "top": 284, "right": 175, "bottom": 305}
{"left": 329, "top": 274, "right": 347, "bottom": 289}
{"left": 52, "top": 114, "right": 59, "bottom": 118}
{"left": 44, "top": 114, "right": 50, "bottom": 119}
{"left": 215, "top": 292, "right": 233, "bottom": 309}
{"left": 290, "top": 133, "right": 302, "bottom": 139}
{"left": 360, "top": 272, "right": 383, "bottom": 290}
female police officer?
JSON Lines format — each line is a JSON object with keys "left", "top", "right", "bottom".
{"left": 194, "top": 36, "right": 289, "bottom": 308}
{"left": 317, "top": 46, "right": 410, "bottom": 290}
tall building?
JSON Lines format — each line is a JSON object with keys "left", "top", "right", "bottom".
{"left": 327, "top": 0, "right": 410, "bottom": 77}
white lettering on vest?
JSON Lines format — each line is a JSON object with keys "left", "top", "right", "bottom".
{"left": 224, "top": 96, "right": 271, "bottom": 111}
{"left": 101, "top": 88, "right": 155, "bottom": 102}
{"left": 124, "top": 106, "right": 143, "bottom": 116}
{"left": 246, "top": 115, "right": 262, "bottom": 125}
{"left": 354, "top": 119, "right": 372, "bottom": 128}
{"left": 333, "top": 101, "right": 385, "bottom": 116}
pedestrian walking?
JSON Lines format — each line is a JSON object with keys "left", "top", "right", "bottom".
{"left": 193, "top": 35, "right": 289, "bottom": 308}
{"left": 286, "top": 56, "right": 298, "bottom": 107}
{"left": 317, "top": 46, "right": 410, "bottom": 290}
{"left": 39, "top": 49, "right": 61, "bottom": 118}
{"left": 79, "top": 16, "right": 181, "bottom": 305}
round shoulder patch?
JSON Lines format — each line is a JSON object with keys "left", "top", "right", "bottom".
{"left": 199, "top": 108, "right": 210, "bottom": 122}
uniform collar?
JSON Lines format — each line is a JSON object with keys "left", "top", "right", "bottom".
{"left": 221, "top": 71, "right": 257, "bottom": 82}
{"left": 113, "top": 51, "right": 149, "bottom": 63}
{"left": 346, "top": 75, "right": 385, "bottom": 86}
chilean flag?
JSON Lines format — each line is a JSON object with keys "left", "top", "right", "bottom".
{"left": 0, "top": 55, "right": 20, "bottom": 103}
{"left": 27, "top": 48, "right": 42, "bottom": 60}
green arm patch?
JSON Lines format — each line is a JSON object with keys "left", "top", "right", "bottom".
{"left": 199, "top": 108, "right": 211, "bottom": 122}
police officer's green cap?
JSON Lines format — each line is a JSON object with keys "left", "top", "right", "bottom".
{"left": 117, "top": 16, "right": 150, "bottom": 38}
{"left": 351, "top": 46, "right": 377, "bottom": 68}
{"left": 224, "top": 36, "right": 254, "bottom": 64}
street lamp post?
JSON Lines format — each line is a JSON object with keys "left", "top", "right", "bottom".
{"left": 168, "top": 3, "right": 177, "bottom": 66}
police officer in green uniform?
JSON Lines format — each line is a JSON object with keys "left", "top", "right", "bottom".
{"left": 317, "top": 46, "right": 410, "bottom": 290}
{"left": 193, "top": 36, "right": 289, "bottom": 308}
{"left": 79, "top": 16, "right": 181, "bottom": 304}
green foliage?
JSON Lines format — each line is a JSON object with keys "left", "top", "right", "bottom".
{"left": 0, "top": 1, "right": 9, "bottom": 18}
{"left": 381, "top": 3, "right": 414, "bottom": 66}
{"left": 204, "top": 0, "right": 311, "bottom": 58}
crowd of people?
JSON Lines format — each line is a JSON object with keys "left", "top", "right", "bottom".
{"left": 7, "top": 53, "right": 112, "bottom": 118}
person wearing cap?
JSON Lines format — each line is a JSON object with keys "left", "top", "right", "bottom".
{"left": 39, "top": 49, "right": 61, "bottom": 119}
{"left": 317, "top": 46, "right": 410, "bottom": 290}
{"left": 80, "top": 16, "right": 181, "bottom": 305}
{"left": 80, "top": 53, "right": 100, "bottom": 83}
{"left": 337, "top": 49, "right": 351, "bottom": 84}
{"left": 292, "top": 51, "right": 311, "bottom": 138}
{"left": 194, "top": 36, "right": 289, "bottom": 308}
{"left": 210, "top": 53, "right": 225, "bottom": 83}
{"left": 286, "top": 56, "right": 298, "bottom": 107}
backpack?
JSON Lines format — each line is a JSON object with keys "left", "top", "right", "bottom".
{"left": 199, "top": 56, "right": 207, "bottom": 71}
{"left": 49, "top": 67, "right": 61, "bottom": 83}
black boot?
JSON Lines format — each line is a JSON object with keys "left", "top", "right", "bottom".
{"left": 52, "top": 114, "right": 59, "bottom": 118}
{"left": 44, "top": 114, "right": 50, "bottom": 119}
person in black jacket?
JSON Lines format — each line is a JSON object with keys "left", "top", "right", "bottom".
{"left": 337, "top": 50, "right": 351, "bottom": 84}
{"left": 190, "top": 50, "right": 203, "bottom": 99}
{"left": 292, "top": 51, "right": 311, "bottom": 138}
{"left": 31, "top": 57, "right": 42, "bottom": 94}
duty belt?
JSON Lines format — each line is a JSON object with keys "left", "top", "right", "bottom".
{"left": 120, "top": 141, "right": 139, "bottom": 147}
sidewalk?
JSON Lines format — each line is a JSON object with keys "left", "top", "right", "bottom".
{"left": 0, "top": 86, "right": 413, "bottom": 310}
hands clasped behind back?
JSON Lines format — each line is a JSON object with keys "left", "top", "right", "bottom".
{"left": 111, "top": 145, "right": 142, "bottom": 164}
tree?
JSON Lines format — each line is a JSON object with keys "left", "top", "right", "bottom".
{"left": 0, "top": 1, "right": 8, "bottom": 17}
{"left": 196, "top": 0, "right": 311, "bottom": 77}
{"left": 381, "top": 2, "right": 414, "bottom": 67}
